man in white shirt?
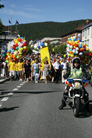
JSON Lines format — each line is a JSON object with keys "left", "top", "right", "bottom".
{"left": 53, "top": 59, "right": 60, "bottom": 83}
{"left": 61, "top": 58, "right": 67, "bottom": 83}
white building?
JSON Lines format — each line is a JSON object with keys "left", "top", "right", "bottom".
{"left": 82, "top": 22, "right": 92, "bottom": 50}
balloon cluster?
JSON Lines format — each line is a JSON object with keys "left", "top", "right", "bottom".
{"left": 3, "top": 37, "right": 27, "bottom": 63}
{"left": 31, "top": 42, "right": 48, "bottom": 49}
{"left": 66, "top": 35, "right": 92, "bottom": 64}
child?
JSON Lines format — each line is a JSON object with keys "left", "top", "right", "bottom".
{"left": 35, "top": 65, "right": 40, "bottom": 83}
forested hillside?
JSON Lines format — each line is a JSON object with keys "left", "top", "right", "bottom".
{"left": 11, "top": 19, "right": 91, "bottom": 41}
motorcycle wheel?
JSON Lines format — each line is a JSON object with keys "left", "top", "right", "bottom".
{"left": 73, "top": 97, "right": 80, "bottom": 117}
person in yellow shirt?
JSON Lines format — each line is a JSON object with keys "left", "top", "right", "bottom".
{"left": 14, "top": 61, "right": 19, "bottom": 80}
{"left": 18, "top": 59, "right": 23, "bottom": 81}
{"left": 8, "top": 59, "right": 15, "bottom": 80}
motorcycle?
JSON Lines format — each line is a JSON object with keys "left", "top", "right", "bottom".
{"left": 64, "top": 78, "right": 89, "bottom": 117}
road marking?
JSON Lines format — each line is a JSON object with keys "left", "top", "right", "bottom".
{"left": 22, "top": 81, "right": 26, "bottom": 84}
{"left": 0, "top": 104, "right": 2, "bottom": 108}
{"left": 17, "top": 86, "right": 21, "bottom": 88}
{"left": 20, "top": 84, "right": 23, "bottom": 86}
{"left": 1, "top": 97, "right": 9, "bottom": 102}
{"left": 8, "top": 93, "right": 13, "bottom": 96}
{"left": 0, "top": 81, "right": 25, "bottom": 106}
{"left": 13, "top": 88, "right": 18, "bottom": 91}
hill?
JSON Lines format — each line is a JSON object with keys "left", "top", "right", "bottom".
{"left": 11, "top": 19, "right": 92, "bottom": 41}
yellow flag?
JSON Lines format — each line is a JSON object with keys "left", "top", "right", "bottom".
{"left": 40, "top": 47, "right": 50, "bottom": 66}
{"left": 40, "top": 47, "right": 51, "bottom": 80}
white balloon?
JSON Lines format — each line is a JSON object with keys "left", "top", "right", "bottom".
{"left": 67, "top": 44, "right": 70, "bottom": 47}
{"left": 44, "top": 43, "right": 48, "bottom": 46}
{"left": 76, "top": 51, "right": 78, "bottom": 54}
{"left": 73, "top": 36, "right": 76, "bottom": 39}
{"left": 76, "top": 47, "right": 79, "bottom": 51}
{"left": 70, "top": 46, "right": 72, "bottom": 49}
{"left": 73, "top": 49, "right": 76, "bottom": 53}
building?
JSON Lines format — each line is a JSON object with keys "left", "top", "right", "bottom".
{"left": 61, "top": 25, "right": 84, "bottom": 45}
{"left": 82, "top": 22, "right": 92, "bottom": 50}
{"left": 0, "top": 31, "right": 17, "bottom": 55}
{"left": 41, "top": 37, "right": 62, "bottom": 45}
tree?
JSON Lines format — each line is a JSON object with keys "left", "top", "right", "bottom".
{"left": 27, "top": 44, "right": 33, "bottom": 54}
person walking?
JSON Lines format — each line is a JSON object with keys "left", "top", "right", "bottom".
{"left": 42, "top": 61, "right": 50, "bottom": 83}
{"left": 53, "top": 59, "right": 60, "bottom": 83}
{"left": 18, "top": 59, "right": 23, "bottom": 81}
{"left": 35, "top": 65, "right": 40, "bottom": 83}
{"left": 61, "top": 58, "right": 67, "bottom": 83}
{"left": 24, "top": 59, "right": 31, "bottom": 83}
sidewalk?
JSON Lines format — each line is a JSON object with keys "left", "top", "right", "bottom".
{"left": 0, "top": 77, "right": 10, "bottom": 84}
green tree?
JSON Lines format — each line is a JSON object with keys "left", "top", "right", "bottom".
{"left": 27, "top": 44, "right": 33, "bottom": 54}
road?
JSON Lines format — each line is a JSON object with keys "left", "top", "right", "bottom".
{"left": 0, "top": 80, "right": 92, "bottom": 138}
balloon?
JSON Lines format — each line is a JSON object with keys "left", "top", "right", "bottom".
{"left": 78, "top": 33, "right": 81, "bottom": 37}
{"left": 38, "top": 45, "right": 40, "bottom": 49}
{"left": 79, "top": 45, "right": 82, "bottom": 48}
{"left": 79, "top": 52, "right": 83, "bottom": 56}
{"left": 44, "top": 43, "right": 48, "bottom": 46}
{"left": 40, "top": 42, "right": 43, "bottom": 46}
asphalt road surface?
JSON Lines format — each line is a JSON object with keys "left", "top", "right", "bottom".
{"left": 0, "top": 80, "right": 92, "bottom": 138}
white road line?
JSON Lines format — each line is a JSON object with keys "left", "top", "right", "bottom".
{"left": 22, "top": 81, "right": 26, "bottom": 84}
{"left": 17, "top": 86, "right": 21, "bottom": 88}
{"left": 1, "top": 97, "right": 9, "bottom": 102}
{"left": 13, "top": 88, "right": 18, "bottom": 91}
{"left": 8, "top": 93, "right": 13, "bottom": 96}
{"left": 0, "top": 81, "right": 25, "bottom": 106}
{"left": 20, "top": 84, "right": 23, "bottom": 86}
{"left": 0, "top": 104, "right": 2, "bottom": 108}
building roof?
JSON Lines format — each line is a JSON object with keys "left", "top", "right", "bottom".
{"left": 41, "top": 37, "right": 61, "bottom": 43}
{"left": 82, "top": 22, "right": 92, "bottom": 30}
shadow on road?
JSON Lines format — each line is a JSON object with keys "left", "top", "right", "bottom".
{"left": 0, "top": 90, "right": 61, "bottom": 95}
{"left": 0, "top": 106, "right": 19, "bottom": 112}
{"left": 76, "top": 100, "right": 92, "bottom": 118}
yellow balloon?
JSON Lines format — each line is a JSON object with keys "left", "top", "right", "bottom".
{"left": 24, "top": 46, "right": 27, "bottom": 49}
{"left": 64, "top": 54, "right": 66, "bottom": 57}
{"left": 70, "top": 54, "right": 74, "bottom": 58}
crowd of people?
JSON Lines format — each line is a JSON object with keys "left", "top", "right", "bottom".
{"left": 0, "top": 53, "right": 71, "bottom": 84}
{"left": 0, "top": 53, "right": 90, "bottom": 84}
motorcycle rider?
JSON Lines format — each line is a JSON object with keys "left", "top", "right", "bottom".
{"left": 59, "top": 57, "right": 91, "bottom": 111}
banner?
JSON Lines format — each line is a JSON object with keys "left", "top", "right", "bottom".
{"left": 40, "top": 47, "right": 50, "bottom": 80}
{"left": 40, "top": 47, "right": 50, "bottom": 66}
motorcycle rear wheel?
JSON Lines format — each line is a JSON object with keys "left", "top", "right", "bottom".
{"left": 73, "top": 97, "right": 80, "bottom": 117}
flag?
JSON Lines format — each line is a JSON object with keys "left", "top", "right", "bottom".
{"left": 40, "top": 47, "right": 50, "bottom": 66}
{"left": 40, "top": 47, "right": 51, "bottom": 80}
{"left": 9, "top": 20, "right": 11, "bottom": 24}
{"left": 15, "top": 20, "right": 19, "bottom": 25}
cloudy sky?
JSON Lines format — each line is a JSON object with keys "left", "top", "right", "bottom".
{"left": 0, "top": 0, "right": 92, "bottom": 25}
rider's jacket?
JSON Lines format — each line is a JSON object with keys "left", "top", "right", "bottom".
{"left": 69, "top": 67, "right": 83, "bottom": 79}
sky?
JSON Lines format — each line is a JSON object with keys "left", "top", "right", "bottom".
{"left": 0, "top": 0, "right": 92, "bottom": 26}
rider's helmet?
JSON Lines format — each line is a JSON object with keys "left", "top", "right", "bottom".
{"left": 72, "top": 57, "right": 81, "bottom": 69}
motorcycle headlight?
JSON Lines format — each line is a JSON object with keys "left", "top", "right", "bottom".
{"left": 74, "top": 82, "right": 81, "bottom": 88}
